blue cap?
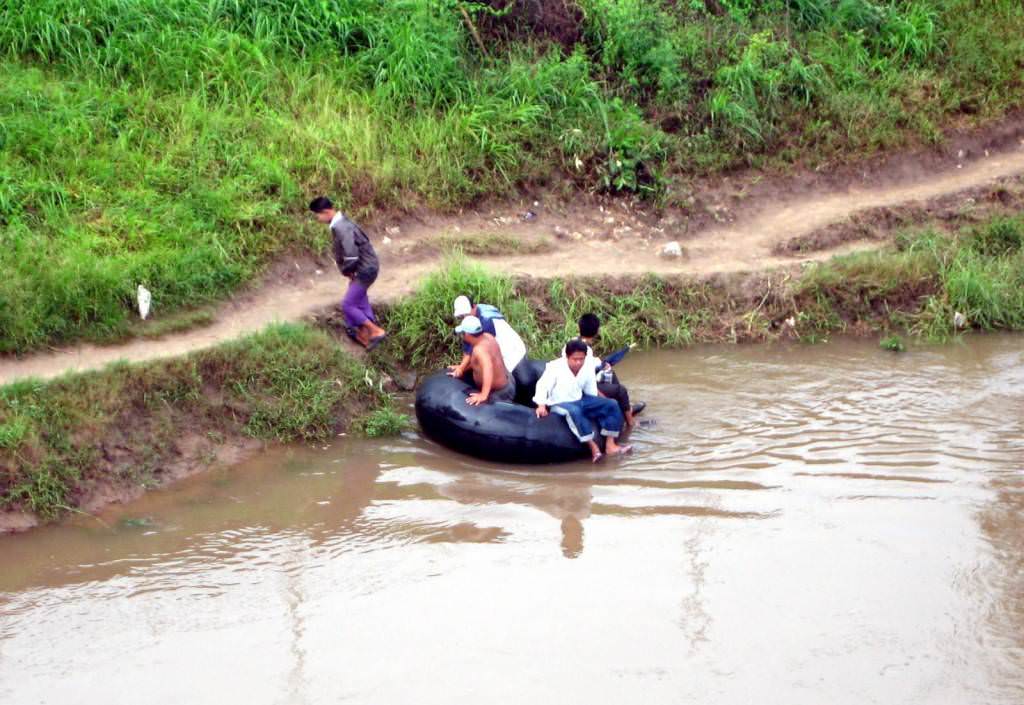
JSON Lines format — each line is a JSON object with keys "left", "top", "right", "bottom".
{"left": 454, "top": 315, "right": 483, "bottom": 335}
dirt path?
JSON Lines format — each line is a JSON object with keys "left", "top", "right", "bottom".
{"left": 3, "top": 136, "right": 1023, "bottom": 386}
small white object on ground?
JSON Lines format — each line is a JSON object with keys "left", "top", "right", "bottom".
{"left": 953, "top": 311, "right": 967, "bottom": 329}
{"left": 385, "top": 226, "right": 401, "bottom": 236}
{"left": 661, "top": 241, "right": 683, "bottom": 258}
{"left": 137, "top": 285, "right": 151, "bottom": 320}
{"left": 381, "top": 236, "right": 392, "bottom": 246}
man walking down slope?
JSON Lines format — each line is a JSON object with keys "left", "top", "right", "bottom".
{"left": 310, "top": 196, "right": 387, "bottom": 349}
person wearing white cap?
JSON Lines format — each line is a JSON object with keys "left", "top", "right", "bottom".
{"left": 454, "top": 315, "right": 516, "bottom": 405}
{"left": 448, "top": 295, "right": 527, "bottom": 381}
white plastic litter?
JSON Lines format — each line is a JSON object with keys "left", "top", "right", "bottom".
{"left": 661, "top": 241, "right": 683, "bottom": 258}
{"left": 137, "top": 285, "right": 152, "bottom": 320}
{"left": 953, "top": 311, "right": 967, "bottom": 329}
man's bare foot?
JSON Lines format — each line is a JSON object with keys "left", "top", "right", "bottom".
{"left": 605, "top": 438, "right": 633, "bottom": 456}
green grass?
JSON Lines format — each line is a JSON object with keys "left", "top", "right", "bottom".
{"left": 357, "top": 406, "right": 411, "bottom": 437}
{"left": 1, "top": 0, "right": 1023, "bottom": 352}
{"left": 880, "top": 334, "right": 906, "bottom": 351}
{"left": 795, "top": 214, "right": 1024, "bottom": 340}
{"left": 380, "top": 256, "right": 546, "bottom": 369}
{"left": 0, "top": 323, "right": 402, "bottom": 519}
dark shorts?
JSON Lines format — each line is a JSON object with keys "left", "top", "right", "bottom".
{"left": 598, "top": 380, "right": 630, "bottom": 415}
{"left": 488, "top": 376, "right": 517, "bottom": 403}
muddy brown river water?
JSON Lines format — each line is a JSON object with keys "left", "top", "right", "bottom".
{"left": 1, "top": 336, "right": 1022, "bottom": 704}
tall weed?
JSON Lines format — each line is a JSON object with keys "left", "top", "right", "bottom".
{"left": 709, "top": 32, "right": 824, "bottom": 151}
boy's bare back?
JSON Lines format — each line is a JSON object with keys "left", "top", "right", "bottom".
{"left": 470, "top": 333, "right": 509, "bottom": 390}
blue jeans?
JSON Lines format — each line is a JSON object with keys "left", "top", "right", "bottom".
{"left": 552, "top": 395, "right": 623, "bottom": 443}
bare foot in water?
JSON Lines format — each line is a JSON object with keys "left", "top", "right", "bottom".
{"left": 606, "top": 441, "right": 633, "bottom": 457}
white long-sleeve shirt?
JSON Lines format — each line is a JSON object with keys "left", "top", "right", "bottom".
{"left": 532, "top": 355, "right": 599, "bottom": 407}
{"left": 460, "top": 304, "right": 527, "bottom": 372}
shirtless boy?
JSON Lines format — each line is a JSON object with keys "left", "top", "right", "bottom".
{"left": 452, "top": 316, "right": 516, "bottom": 406}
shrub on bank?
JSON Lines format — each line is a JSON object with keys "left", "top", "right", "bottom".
{"left": 797, "top": 220, "right": 1024, "bottom": 340}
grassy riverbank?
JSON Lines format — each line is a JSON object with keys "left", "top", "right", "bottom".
{"left": 3, "top": 203, "right": 1022, "bottom": 527}
{"left": 2, "top": 0, "right": 1023, "bottom": 353}
{"left": 0, "top": 324, "right": 404, "bottom": 523}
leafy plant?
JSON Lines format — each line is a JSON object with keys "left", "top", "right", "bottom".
{"left": 358, "top": 406, "right": 410, "bottom": 437}
{"left": 968, "top": 217, "right": 1023, "bottom": 257}
{"left": 709, "top": 32, "right": 824, "bottom": 151}
{"left": 879, "top": 334, "right": 905, "bottom": 351}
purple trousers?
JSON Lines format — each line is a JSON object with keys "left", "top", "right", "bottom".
{"left": 341, "top": 278, "right": 377, "bottom": 327}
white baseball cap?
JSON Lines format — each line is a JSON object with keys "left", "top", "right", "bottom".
{"left": 453, "top": 295, "right": 472, "bottom": 319}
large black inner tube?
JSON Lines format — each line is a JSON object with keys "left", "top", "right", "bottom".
{"left": 415, "top": 359, "right": 591, "bottom": 464}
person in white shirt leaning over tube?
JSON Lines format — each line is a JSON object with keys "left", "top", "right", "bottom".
{"left": 448, "top": 295, "right": 527, "bottom": 382}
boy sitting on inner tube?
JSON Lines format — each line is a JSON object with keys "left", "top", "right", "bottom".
{"left": 575, "top": 313, "right": 646, "bottom": 428}
{"left": 454, "top": 316, "right": 516, "bottom": 406}
{"left": 534, "top": 339, "right": 633, "bottom": 463}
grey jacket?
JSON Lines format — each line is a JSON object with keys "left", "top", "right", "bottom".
{"left": 330, "top": 214, "right": 380, "bottom": 284}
